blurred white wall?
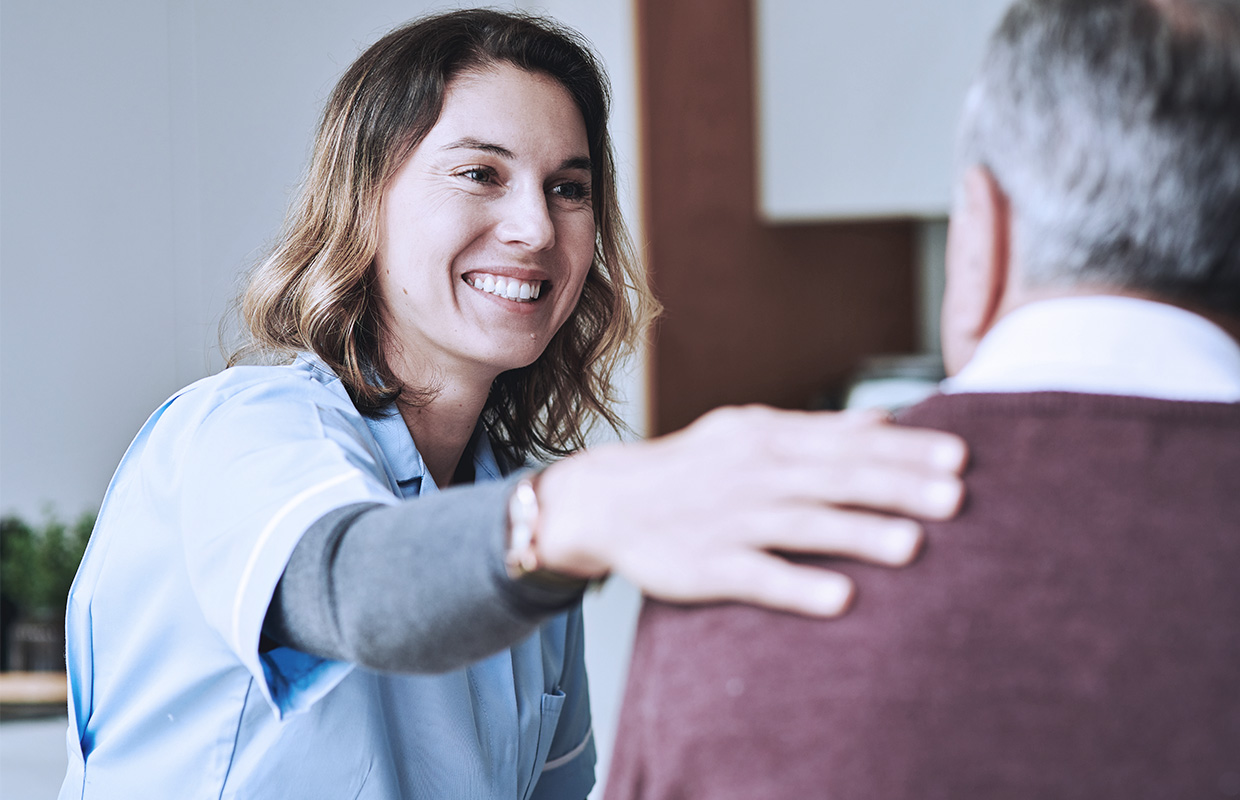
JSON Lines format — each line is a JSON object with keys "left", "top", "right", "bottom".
{"left": 0, "top": 2, "right": 643, "bottom": 796}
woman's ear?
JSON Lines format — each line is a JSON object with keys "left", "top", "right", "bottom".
{"left": 940, "top": 165, "right": 1011, "bottom": 376}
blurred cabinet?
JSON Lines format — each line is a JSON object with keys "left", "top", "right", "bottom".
{"left": 755, "top": 0, "right": 1009, "bottom": 220}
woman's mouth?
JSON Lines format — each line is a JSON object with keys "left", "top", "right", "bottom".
{"left": 464, "top": 272, "right": 545, "bottom": 302}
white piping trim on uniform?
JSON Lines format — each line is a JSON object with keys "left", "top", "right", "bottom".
{"left": 542, "top": 726, "right": 594, "bottom": 771}
{"left": 231, "top": 471, "right": 359, "bottom": 653}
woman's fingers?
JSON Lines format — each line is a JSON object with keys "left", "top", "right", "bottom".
{"left": 707, "top": 406, "right": 968, "bottom": 519}
{"left": 535, "top": 404, "right": 969, "bottom": 615}
{"left": 758, "top": 507, "right": 925, "bottom": 566}
{"left": 693, "top": 404, "right": 967, "bottom": 473}
{"left": 773, "top": 459, "right": 965, "bottom": 521}
{"left": 648, "top": 550, "right": 857, "bottom": 618}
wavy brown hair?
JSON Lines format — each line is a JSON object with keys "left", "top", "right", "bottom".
{"left": 231, "top": 9, "right": 659, "bottom": 461}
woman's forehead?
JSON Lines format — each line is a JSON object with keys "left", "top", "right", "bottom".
{"left": 423, "top": 64, "right": 589, "bottom": 156}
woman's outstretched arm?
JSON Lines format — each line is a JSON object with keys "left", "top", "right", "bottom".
{"left": 265, "top": 407, "right": 967, "bottom": 671}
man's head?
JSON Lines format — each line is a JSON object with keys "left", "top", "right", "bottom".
{"left": 942, "top": 0, "right": 1240, "bottom": 373}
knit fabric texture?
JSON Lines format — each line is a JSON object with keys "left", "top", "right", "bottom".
{"left": 605, "top": 392, "right": 1240, "bottom": 800}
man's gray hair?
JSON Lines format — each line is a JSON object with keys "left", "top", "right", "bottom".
{"left": 958, "top": 0, "right": 1240, "bottom": 313}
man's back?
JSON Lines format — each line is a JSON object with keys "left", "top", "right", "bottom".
{"left": 606, "top": 391, "right": 1240, "bottom": 799}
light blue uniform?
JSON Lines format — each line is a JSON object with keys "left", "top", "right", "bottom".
{"left": 60, "top": 356, "right": 595, "bottom": 799}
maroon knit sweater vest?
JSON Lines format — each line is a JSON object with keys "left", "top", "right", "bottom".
{"left": 605, "top": 392, "right": 1240, "bottom": 800}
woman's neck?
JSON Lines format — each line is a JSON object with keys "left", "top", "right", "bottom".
{"left": 393, "top": 365, "right": 495, "bottom": 489}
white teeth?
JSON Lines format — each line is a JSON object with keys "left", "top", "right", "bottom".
{"left": 466, "top": 273, "right": 544, "bottom": 302}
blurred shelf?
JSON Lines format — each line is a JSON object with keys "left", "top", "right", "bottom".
{"left": 0, "top": 671, "right": 68, "bottom": 720}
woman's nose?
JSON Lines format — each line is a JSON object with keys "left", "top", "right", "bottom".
{"left": 495, "top": 187, "right": 556, "bottom": 251}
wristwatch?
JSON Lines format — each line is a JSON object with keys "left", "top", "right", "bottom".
{"left": 504, "top": 470, "right": 593, "bottom": 590}
{"left": 504, "top": 473, "right": 544, "bottom": 580}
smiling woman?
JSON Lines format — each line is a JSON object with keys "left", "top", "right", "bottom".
{"left": 237, "top": 13, "right": 645, "bottom": 469}
{"left": 58, "top": 8, "right": 968, "bottom": 800}
{"left": 372, "top": 65, "right": 601, "bottom": 486}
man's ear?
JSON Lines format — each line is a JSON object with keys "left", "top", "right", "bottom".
{"left": 940, "top": 165, "right": 1011, "bottom": 376}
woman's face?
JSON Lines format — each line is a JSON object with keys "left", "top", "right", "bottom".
{"left": 374, "top": 63, "right": 596, "bottom": 388}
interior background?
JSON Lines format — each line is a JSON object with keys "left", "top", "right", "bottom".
{"left": 0, "top": 1, "right": 1003, "bottom": 796}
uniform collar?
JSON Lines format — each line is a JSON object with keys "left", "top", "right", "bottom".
{"left": 365, "top": 404, "right": 505, "bottom": 496}
{"left": 366, "top": 404, "right": 427, "bottom": 494}
{"left": 293, "top": 352, "right": 505, "bottom": 494}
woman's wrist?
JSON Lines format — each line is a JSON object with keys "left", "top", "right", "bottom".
{"left": 505, "top": 463, "right": 609, "bottom": 586}
{"left": 504, "top": 470, "right": 548, "bottom": 579}
{"left": 525, "top": 455, "right": 614, "bottom": 581}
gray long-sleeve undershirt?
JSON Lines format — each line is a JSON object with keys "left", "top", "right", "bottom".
{"left": 261, "top": 473, "right": 586, "bottom": 674}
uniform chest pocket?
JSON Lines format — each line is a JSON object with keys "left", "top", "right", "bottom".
{"left": 521, "top": 689, "right": 566, "bottom": 800}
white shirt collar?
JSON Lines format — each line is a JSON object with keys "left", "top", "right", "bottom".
{"left": 940, "top": 296, "right": 1240, "bottom": 402}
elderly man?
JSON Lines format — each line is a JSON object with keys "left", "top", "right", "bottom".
{"left": 604, "top": 0, "right": 1240, "bottom": 797}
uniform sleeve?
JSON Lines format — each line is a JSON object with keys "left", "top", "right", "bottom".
{"left": 263, "top": 479, "right": 585, "bottom": 674}
{"left": 531, "top": 605, "right": 597, "bottom": 800}
{"left": 177, "top": 374, "right": 399, "bottom": 718}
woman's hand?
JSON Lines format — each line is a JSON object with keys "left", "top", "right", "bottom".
{"left": 535, "top": 405, "right": 967, "bottom": 617}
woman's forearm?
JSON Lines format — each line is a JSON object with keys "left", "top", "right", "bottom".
{"left": 262, "top": 474, "right": 584, "bottom": 673}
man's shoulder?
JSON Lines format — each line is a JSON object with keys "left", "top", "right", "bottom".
{"left": 896, "top": 391, "right": 1240, "bottom": 502}
{"left": 898, "top": 391, "right": 1240, "bottom": 534}
{"left": 897, "top": 390, "right": 1240, "bottom": 433}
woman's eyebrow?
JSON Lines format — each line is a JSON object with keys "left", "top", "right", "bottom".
{"left": 444, "top": 137, "right": 592, "bottom": 172}
{"left": 445, "top": 137, "right": 514, "bottom": 158}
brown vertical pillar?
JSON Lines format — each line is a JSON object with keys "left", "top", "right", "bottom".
{"left": 637, "top": 0, "right": 918, "bottom": 434}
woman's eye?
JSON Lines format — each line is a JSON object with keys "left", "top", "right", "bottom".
{"left": 460, "top": 167, "right": 495, "bottom": 184}
{"left": 551, "top": 181, "right": 592, "bottom": 202}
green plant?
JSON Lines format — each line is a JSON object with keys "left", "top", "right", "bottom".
{"left": 1, "top": 510, "right": 94, "bottom": 619}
